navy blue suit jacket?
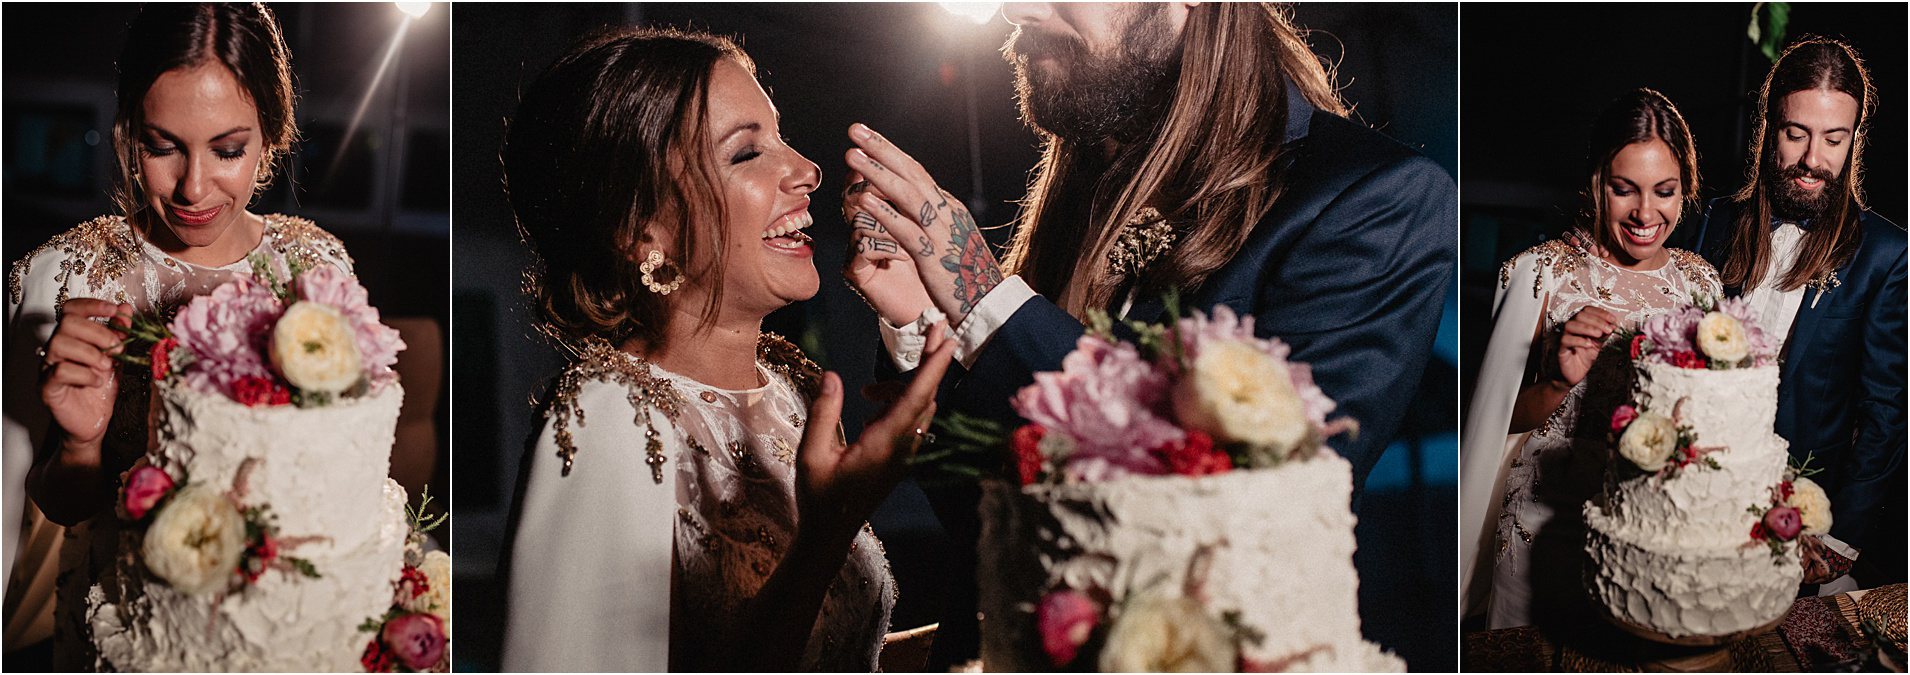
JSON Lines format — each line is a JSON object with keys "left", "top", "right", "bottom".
{"left": 1693, "top": 198, "right": 1907, "bottom": 552}
{"left": 950, "top": 97, "right": 1455, "bottom": 499}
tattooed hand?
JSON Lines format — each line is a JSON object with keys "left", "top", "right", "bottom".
{"left": 844, "top": 123, "right": 1005, "bottom": 326}
{"left": 842, "top": 169, "right": 934, "bottom": 326}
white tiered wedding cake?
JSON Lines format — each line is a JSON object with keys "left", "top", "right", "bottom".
{"left": 1583, "top": 297, "right": 1817, "bottom": 639}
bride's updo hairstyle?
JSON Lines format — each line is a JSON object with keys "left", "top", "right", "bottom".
{"left": 504, "top": 28, "right": 748, "bottom": 350}
{"left": 1576, "top": 88, "right": 1701, "bottom": 253}
{"left": 112, "top": 2, "right": 297, "bottom": 217}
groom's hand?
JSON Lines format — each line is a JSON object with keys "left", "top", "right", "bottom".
{"left": 843, "top": 170, "right": 936, "bottom": 326}
{"left": 845, "top": 123, "right": 1003, "bottom": 326}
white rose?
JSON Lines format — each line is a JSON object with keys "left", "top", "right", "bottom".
{"left": 1616, "top": 412, "right": 1676, "bottom": 472}
{"left": 404, "top": 550, "right": 453, "bottom": 627}
{"left": 271, "top": 301, "right": 363, "bottom": 394}
{"left": 1098, "top": 594, "right": 1236, "bottom": 672}
{"left": 142, "top": 486, "right": 245, "bottom": 596}
{"left": 1174, "top": 340, "right": 1308, "bottom": 455}
{"left": 1695, "top": 311, "right": 1750, "bottom": 363}
{"left": 1789, "top": 477, "right": 1834, "bottom": 536}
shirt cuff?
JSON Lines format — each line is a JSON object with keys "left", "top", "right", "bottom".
{"left": 950, "top": 275, "right": 1035, "bottom": 369}
{"left": 1820, "top": 533, "right": 1859, "bottom": 561}
{"left": 877, "top": 306, "right": 946, "bottom": 372}
{"left": 876, "top": 275, "right": 1037, "bottom": 371}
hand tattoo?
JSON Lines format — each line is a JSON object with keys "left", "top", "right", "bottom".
{"left": 917, "top": 236, "right": 934, "bottom": 258}
{"left": 851, "top": 212, "right": 882, "bottom": 233}
{"left": 918, "top": 201, "right": 938, "bottom": 229}
{"left": 870, "top": 238, "right": 898, "bottom": 254}
{"left": 939, "top": 204, "right": 1002, "bottom": 315}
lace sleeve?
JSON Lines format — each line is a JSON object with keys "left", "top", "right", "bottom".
{"left": 504, "top": 380, "right": 675, "bottom": 672}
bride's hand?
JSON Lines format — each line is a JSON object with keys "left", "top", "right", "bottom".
{"left": 794, "top": 326, "right": 955, "bottom": 544}
{"left": 1554, "top": 306, "right": 1617, "bottom": 387}
{"left": 843, "top": 170, "right": 935, "bottom": 327}
{"left": 40, "top": 299, "right": 132, "bottom": 452}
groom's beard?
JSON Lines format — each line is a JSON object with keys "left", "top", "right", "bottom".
{"left": 1006, "top": 10, "right": 1180, "bottom": 145}
{"left": 1765, "top": 160, "right": 1843, "bottom": 221}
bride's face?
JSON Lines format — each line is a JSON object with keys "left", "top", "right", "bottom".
{"left": 1601, "top": 138, "right": 1682, "bottom": 268}
{"left": 688, "top": 57, "right": 821, "bottom": 318}
{"left": 138, "top": 63, "right": 265, "bottom": 257}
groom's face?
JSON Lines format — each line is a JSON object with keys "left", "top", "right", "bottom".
{"left": 1002, "top": 3, "right": 1188, "bottom": 143}
{"left": 1766, "top": 88, "right": 1860, "bottom": 219}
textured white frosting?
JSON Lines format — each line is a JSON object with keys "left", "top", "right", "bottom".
{"left": 1584, "top": 362, "right": 1801, "bottom": 638}
{"left": 977, "top": 454, "right": 1402, "bottom": 672}
{"left": 89, "top": 382, "right": 409, "bottom": 672}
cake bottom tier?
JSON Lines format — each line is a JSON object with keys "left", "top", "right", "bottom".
{"left": 88, "top": 479, "right": 410, "bottom": 672}
{"left": 1583, "top": 506, "right": 1801, "bottom": 639}
{"left": 977, "top": 460, "right": 1401, "bottom": 672}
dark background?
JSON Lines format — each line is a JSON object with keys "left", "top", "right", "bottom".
{"left": 450, "top": 3, "right": 1457, "bottom": 671}
{"left": 2, "top": 2, "right": 450, "bottom": 660}
{"left": 1458, "top": 2, "right": 1907, "bottom": 412}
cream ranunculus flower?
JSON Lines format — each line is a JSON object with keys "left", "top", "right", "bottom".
{"left": 271, "top": 301, "right": 363, "bottom": 394}
{"left": 404, "top": 550, "right": 453, "bottom": 626}
{"left": 1174, "top": 339, "right": 1308, "bottom": 457}
{"left": 1695, "top": 311, "right": 1750, "bottom": 363}
{"left": 142, "top": 486, "right": 245, "bottom": 596}
{"left": 1617, "top": 412, "right": 1677, "bottom": 472}
{"left": 1788, "top": 476, "right": 1834, "bottom": 536}
{"left": 1098, "top": 594, "right": 1237, "bottom": 672}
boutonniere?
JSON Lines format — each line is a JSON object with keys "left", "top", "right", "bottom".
{"left": 1106, "top": 207, "right": 1176, "bottom": 278}
{"left": 1806, "top": 271, "right": 1841, "bottom": 309}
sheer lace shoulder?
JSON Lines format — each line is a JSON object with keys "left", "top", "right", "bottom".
{"left": 9, "top": 216, "right": 141, "bottom": 312}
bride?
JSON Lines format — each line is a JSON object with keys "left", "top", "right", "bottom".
{"left": 1459, "top": 89, "right": 1722, "bottom": 630}
{"left": 500, "top": 28, "right": 956, "bottom": 671}
{"left": 5, "top": 4, "right": 358, "bottom": 666}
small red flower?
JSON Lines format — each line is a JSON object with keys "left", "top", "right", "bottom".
{"left": 382, "top": 613, "right": 447, "bottom": 671}
{"left": 123, "top": 465, "right": 174, "bottom": 520}
{"left": 1152, "top": 431, "right": 1232, "bottom": 476}
{"left": 243, "top": 532, "right": 279, "bottom": 582}
{"left": 1609, "top": 405, "right": 1638, "bottom": 434}
{"left": 1750, "top": 521, "right": 1768, "bottom": 542}
{"left": 398, "top": 565, "right": 430, "bottom": 601}
{"left": 1009, "top": 425, "right": 1047, "bottom": 486}
{"left": 1667, "top": 350, "right": 1708, "bottom": 369}
{"left": 361, "top": 638, "right": 393, "bottom": 672}
{"left": 1628, "top": 334, "right": 1647, "bottom": 360}
{"left": 1763, "top": 506, "right": 1803, "bottom": 541}
{"left": 150, "top": 336, "right": 179, "bottom": 380}
{"left": 1777, "top": 481, "right": 1795, "bottom": 502}
{"left": 231, "top": 376, "right": 292, "bottom": 407}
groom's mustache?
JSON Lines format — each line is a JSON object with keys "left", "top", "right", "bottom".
{"left": 1005, "top": 26, "right": 1086, "bottom": 64}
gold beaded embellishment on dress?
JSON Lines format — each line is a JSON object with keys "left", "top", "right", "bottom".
{"left": 9, "top": 215, "right": 139, "bottom": 312}
{"left": 544, "top": 338, "right": 684, "bottom": 479}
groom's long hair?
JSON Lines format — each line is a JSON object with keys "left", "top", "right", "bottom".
{"left": 1001, "top": 3, "right": 1346, "bottom": 317}
{"left": 1721, "top": 37, "right": 1876, "bottom": 292}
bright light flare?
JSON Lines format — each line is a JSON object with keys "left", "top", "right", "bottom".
{"left": 939, "top": 2, "right": 999, "bottom": 25}
{"left": 395, "top": 2, "right": 431, "bottom": 19}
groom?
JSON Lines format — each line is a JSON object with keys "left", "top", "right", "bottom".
{"left": 1693, "top": 36, "right": 1906, "bottom": 594}
{"left": 845, "top": 2, "right": 1453, "bottom": 663}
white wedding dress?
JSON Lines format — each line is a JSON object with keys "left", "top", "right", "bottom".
{"left": 4, "top": 214, "right": 355, "bottom": 668}
{"left": 1459, "top": 238, "right": 1720, "bottom": 629}
{"left": 505, "top": 336, "right": 894, "bottom": 671}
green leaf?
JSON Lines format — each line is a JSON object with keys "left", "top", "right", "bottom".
{"left": 286, "top": 556, "right": 322, "bottom": 579}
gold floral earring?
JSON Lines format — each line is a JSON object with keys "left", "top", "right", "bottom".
{"left": 639, "top": 250, "right": 684, "bottom": 295}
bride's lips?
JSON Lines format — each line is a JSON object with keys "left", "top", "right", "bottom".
{"left": 1623, "top": 222, "right": 1663, "bottom": 247}
{"left": 762, "top": 202, "right": 814, "bottom": 257}
{"left": 170, "top": 205, "right": 223, "bottom": 226}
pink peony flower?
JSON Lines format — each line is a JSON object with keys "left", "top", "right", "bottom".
{"left": 1609, "top": 405, "right": 1638, "bottom": 434}
{"left": 169, "top": 275, "right": 282, "bottom": 399}
{"left": 123, "top": 465, "right": 174, "bottom": 520}
{"left": 294, "top": 266, "right": 406, "bottom": 389}
{"left": 1012, "top": 336, "right": 1177, "bottom": 481}
{"left": 1037, "top": 590, "right": 1102, "bottom": 667}
{"left": 1717, "top": 296, "right": 1779, "bottom": 365}
{"left": 381, "top": 613, "right": 446, "bottom": 671}
{"left": 1642, "top": 307, "right": 1702, "bottom": 360}
{"left": 1763, "top": 506, "right": 1803, "bottom": 541}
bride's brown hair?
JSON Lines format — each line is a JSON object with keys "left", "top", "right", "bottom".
{"left": 111, "top": 2, "right": 298, "bottom": 219}
{"left": 504, "top": 28, "right": 748, "bottom": 350}
{"left": 1576, "top": 88, "right": 1702, "bottom": 256}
